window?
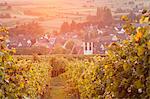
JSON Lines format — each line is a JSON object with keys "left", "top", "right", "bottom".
{"left": 85, "top": 42, "right": 87, "bottom": 50}
{"left": 89, "top": 42, "right": 92, "bottom": 50}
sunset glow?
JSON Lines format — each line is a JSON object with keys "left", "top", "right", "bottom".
{"left": 0, "top": 0, "right": 150, "bottom": 99}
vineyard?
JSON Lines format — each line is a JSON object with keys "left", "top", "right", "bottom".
{"left": 0, "top": 11, "right": 150, "bottom": 99}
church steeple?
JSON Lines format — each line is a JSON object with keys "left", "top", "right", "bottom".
{"left": 83, "top": 24, "right": 94, "bottom": 55}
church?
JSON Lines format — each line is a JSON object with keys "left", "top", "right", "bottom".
{"left": 83, "top": 25, "right": 95, "bottom": 55}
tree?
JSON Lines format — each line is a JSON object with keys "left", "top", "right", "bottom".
{"left": 9, "top": 21, "right": 44, "bottom": 39}
{"left": 103, "top": 7, "right": 113, "bottom": 25}
{"left": 96, "top": 7, "right": 113, "bottom": 25}
{"left": 70, "top": 20, "right": 77, "bottom": 31}
{"left": 60, "top": 22, "right": 70, "bottom": 33}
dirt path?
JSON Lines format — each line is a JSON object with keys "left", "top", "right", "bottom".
{"left": 43, "top": 75, "right": 70, "bottom": 99}
{"left": 50, "top": 76, "right": 67, "bottom": 99}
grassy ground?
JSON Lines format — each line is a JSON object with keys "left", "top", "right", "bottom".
{"left": 43, "top": 75, "right": 70, "bottom": 99}
{"left": 50, "top": 76, "right": 67, "bottom": 99}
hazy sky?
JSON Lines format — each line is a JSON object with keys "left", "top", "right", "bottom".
{"left": 5, "top": 0, "right": 83, "bottom": 4}
{"left": 5, "top": 0, "right": 57, "bottom": 4}
{"left": 4, "top": 0, "right": 88, "bottom": 7}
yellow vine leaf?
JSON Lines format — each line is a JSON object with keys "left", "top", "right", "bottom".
{"left": 137, "top": 46, "right": 145, "bottom": 56}
{"left": 134, "top": 80, "right": 144, "bottom": 89}
{"left": 121, "top": 15, "right": 129, "bottom": 21}
{"left": 123, "top": 63, "right": 131, "bottom": 71}
{"left": 135, "top": 32, "right": 143, "bottom": 42}
{"left": 20, "top": 82, "right": 24, "bottom": 88}
{"left": 147, "top": 41, "right": 150, "bottom": 50}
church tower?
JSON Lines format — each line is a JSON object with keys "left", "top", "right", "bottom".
{"left": 83, "top": 25, "right": 94, "bottom": 55}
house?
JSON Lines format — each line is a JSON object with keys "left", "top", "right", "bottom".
{"left": 34, "top": 36, "right": 56, "bottom": 49}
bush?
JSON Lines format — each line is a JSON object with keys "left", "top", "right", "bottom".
{"left": 1, "top": 58, "right": 51, "bottom": 99}
{"left": 15, "top": 47, "right": 50, "bottom": 55}
{"left": 0, "top": 26, "right": 52, "bottom": 98}
{"left": 50, "top": 56, "right": 69, "bottom": 77}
